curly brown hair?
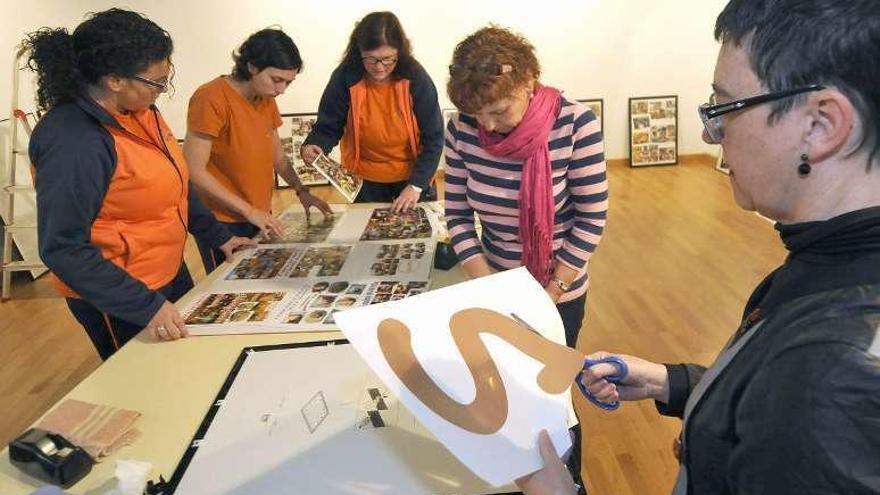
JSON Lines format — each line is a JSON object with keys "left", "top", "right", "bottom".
{"left": 447, "top": 26, "right": 540, "bottom": 114}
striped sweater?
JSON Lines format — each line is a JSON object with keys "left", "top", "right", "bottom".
{"left": 444, "top": 98, "right": 608, "bottom": 302}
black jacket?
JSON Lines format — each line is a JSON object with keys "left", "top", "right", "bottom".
{"left": 29, "top": 97, "right": 231, "bottom": 326}
{"left": 659, "top": 207, "right": 880, "bottom": 494}
{"left": 303, "top": 61, "right": 443, "bottom": 189}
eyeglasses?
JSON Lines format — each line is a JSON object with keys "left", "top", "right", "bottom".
{"left": 698, "top": 84, "right": 824, "bottom": 144}
{"left": 448, "top": 63, "right": 513, "bottom": 78}
{"left": 361, "top": 56, "right": 398, "bottom": 67}
{"left": 131, "top": 75, "right": 170, "bottom": 93}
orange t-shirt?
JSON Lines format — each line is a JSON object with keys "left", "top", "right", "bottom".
{"left": 357, "top": 80, "right": 416, "bottom": 183}
{"left": 187, "top": 77, "right": 282, "bottom": 222}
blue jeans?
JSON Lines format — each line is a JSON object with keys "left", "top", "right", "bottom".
{"left": 557, "top": 292, "right": 587, "bottom": 348}
{"left": 556, "top": 292, "right": 587, "bottom": 492}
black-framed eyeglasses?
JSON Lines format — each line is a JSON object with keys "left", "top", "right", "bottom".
{"left": 448, "top": 63, "right": 513, "bottom": 78}
{"left": 361, "top": 56, "right": 398, "bottom": 67}
{"left": 131, "top": 75, "right": 169, "bottom": 93}
{"left": 698, "top": 84, "right": 824, "bottom": 144}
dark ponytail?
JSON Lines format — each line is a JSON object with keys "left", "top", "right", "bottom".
{"left": 22, "top": 8, "right": 173, "bottom": 112}
{"left": 23, "top": 28, "right": 82, "bottom": 112}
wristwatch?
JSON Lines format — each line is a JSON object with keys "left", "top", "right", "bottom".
{"left": 551, "top": 276, "right": 571, "bottom": 292}
{"left": 409, "top": 184, "right": 423, "bottom": 194}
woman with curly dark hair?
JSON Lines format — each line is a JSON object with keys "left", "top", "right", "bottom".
{"left": 24, "top": 8, "right": 254, "bottom": 360}
{"left": 301, "top": 11, "right": 443, "bottom": 211}
{"left": 184, "top": 28, "right": 331, "bottom": 273}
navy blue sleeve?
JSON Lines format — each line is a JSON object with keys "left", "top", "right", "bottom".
{"left": 30, "top": 115, "right": 165, "bottom": 327}
{"left": 408, "top": 65, "right": 444, "bottom": 189}
{"left": 186, "top": 182, "right": 232, "bottom": 247}
{"left": 303, "top": 67, "right": 350, "bottom": 153}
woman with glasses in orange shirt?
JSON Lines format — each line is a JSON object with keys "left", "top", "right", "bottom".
{"left": 301, "top": 12, "right": 443, "bottom": 212}
{"left": 24, "top": 9, "right": 254, "bottom": 359}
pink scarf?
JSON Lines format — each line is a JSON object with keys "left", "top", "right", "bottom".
{"left": 478, "top": 85, "right": 561, "bottom": 286}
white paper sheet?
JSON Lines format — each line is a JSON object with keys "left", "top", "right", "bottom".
{"left": 336, "top": 267, "right": 579, "bottom": 486}
{"left": 171, "top": 344, "right": 516, "bottom": 494}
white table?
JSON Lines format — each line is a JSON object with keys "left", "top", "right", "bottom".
{"left": 0, "top": 204, "right": 469, "bottom": 494}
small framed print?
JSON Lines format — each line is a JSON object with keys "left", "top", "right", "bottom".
{"left": 576, "top": 98, "right": 604, "bottom": 134}
{"left": 629, "top": 95, "right": 678, "bottom": 167}
{"left": 276, "top": 112, "right": 329, "bottom": 188}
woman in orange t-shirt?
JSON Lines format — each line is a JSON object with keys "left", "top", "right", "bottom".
{"left": 301, "top": 12, "right": 443, "bottom": 212}
{"left": 185, "top": 28, "right": 332, "bottom": 273}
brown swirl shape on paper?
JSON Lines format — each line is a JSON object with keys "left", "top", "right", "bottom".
{"left": 377, "top": 308, "right": 585, "bottom": 434}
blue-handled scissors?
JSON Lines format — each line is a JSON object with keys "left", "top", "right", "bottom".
{"left": 508, "top": 313, "right": 628, "bottom": 411}
{"left": 576, "top": 356, "right": 629, "bottom": 411}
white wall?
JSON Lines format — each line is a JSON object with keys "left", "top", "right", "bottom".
{"left": 1, "top": 0, "right": 728, "bottom": 160}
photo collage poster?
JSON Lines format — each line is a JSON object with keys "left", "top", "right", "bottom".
{"left": 276, "top": 114, "right": 329, "bottom": 188}
{"left": 629, "top": 95, "right": 678, "bottom": 167}
{"left": 311, "top": 153, "right": 363, "bottom": 203}
{"left": 184, "top": 205, "right": 441, "bottom": 335}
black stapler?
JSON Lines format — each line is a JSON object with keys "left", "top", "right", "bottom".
{"left": 9, "top": 428, "right": 94, "bottom": 488}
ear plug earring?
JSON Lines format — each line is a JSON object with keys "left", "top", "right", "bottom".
{"left": 798, "top": 153, "right": 811, "bottom": 177}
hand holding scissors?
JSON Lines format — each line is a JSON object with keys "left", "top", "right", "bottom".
{"left": 576, "top": 356, "right": 629, "bottom": 411}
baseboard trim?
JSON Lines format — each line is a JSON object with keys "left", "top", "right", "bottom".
{"left": 607, "top": 153, "right": 715, "bottom": 168}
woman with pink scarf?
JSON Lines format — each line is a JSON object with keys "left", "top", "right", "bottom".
{"left": 444, "top": 26, "right": 607, "bottom": 494}
{"left": 444, "top": 27, "right": 607, "bottom": 349}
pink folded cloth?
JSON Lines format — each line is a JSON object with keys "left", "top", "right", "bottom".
{"left": 36, "top": 399, "right": 141, "bottom": 460}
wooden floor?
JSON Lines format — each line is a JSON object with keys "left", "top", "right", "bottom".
{"left": 0, "top": 158, "right": 786, "bottom": 494}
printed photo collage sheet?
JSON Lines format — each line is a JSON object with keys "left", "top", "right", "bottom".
{"left": 276, "top": 114, "right": 363, "bottom": 202}
{"left": 277, "top": 114, "right": 329, "bottom": 187}
{"left": 184, "top": 205, "right": 440, "bottom": 335}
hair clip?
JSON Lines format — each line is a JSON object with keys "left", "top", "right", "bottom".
{"left": 448, "top": 63, "right": 514, "bottom": 77}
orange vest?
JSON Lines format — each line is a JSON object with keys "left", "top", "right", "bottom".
{"left": 341, "top": 78, "right": 420, "bottom": 183}
{"left": 51, "top": 108, "right": 189, "bottom": 297}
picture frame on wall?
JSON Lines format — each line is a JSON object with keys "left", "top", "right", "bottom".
{"left": 628, "top": 95, "right": 678, "bottom": 167}
{"left": 276, "top": 112, "right": 329, "bottom": 189}
{"left": 576, "top": 98, "right": 604, "bottom": 134}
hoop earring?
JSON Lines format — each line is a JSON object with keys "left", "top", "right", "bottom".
{"left": 798, "top": 153, "right": 811, "bottom": 177}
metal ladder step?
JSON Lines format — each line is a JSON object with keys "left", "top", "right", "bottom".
{"left": 2, "top": 260, "right": 44, "bottom": 271}
{"left": 3, "top": 184, "right": 34, "bottom": 193}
